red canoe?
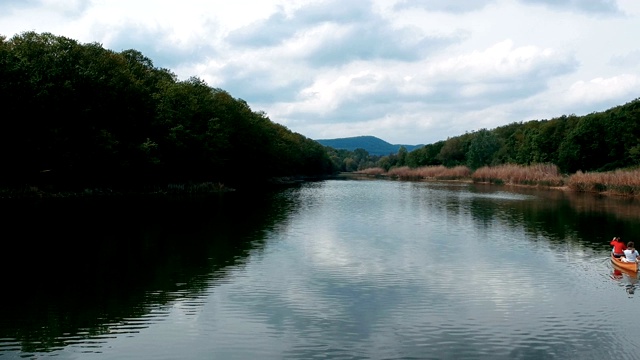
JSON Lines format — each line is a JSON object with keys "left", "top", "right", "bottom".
{"left": 611, "top": 254, "right": 638, "bottom": 272}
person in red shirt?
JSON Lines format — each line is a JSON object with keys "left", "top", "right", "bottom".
{"left": 611, "top": 237, "right": 627, "bottom": 258}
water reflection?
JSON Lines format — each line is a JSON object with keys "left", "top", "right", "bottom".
{"left": 0, "top": 188, "right": 302, "bottom": 354}
{"left": 611, "top": 267, "right": 640, "bottom": 296}
{"left": 449, "top": 183, "right": 640, "bottom": 249}
{"left": 4, "top": 179, "right": 640, "bottom": 358}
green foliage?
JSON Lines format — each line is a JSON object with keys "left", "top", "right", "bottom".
{"left": 0, "top": 31, "right": 334, "bottom": 190}
{"left": 466, "top": 129, "right": 500, "bottom": 170}
{"left": 397, "top": 146, "right": 408, "bottom": 167}
{"left": 436, "top": 133, "right": 473, "bottom": 167}
{"left": 324, "top": 147, "right": 378, "bottom": 172}
{"left": 379, "top": 98, "right": 640, "bottom": 174}
{"left": 5, "top": 32, "right": 639, "bottom": 186}
{"left": 405, "top": 141, "right": 444, "bottom": 167}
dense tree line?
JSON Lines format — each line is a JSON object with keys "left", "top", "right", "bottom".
{"left": 0, "top": 32, "right": 334, "bottom": 190}
{"left": 465, "top": 99, "right": 640, "bottom": 172}
{"left": 335, "top": 98, "right": 640, "bottom": 174}
{"left": 325, "top": 147, "right": 380, "bottom": 172}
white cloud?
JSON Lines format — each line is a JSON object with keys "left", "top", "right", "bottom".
{"left": 427, "top": 40, "right": 575, "bottom": 80}
{"left": 263, "top": 38, "right": 576, "bottom": 142}
{"left": 393, "top": 0, "right": 494, "bottom": 13}
{"left": 519, "top": 0, "right": 621, "bottom": 14}
{"left": 0, "top": 0, "right": 638, "bottom": 144}
{"left": 567, "top": 74, "right": 640, "bottom": 106}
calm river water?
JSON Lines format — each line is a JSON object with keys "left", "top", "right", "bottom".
{"left": 2, "top": 177, "right": 640, "bottom": 359}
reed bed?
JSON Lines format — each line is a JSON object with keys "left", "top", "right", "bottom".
{"left": 356, "top": 167, "right": 386, "bottom": 175}
{"left": 566, "top": 169, "right": 640, "bottom": 196}
{"left": 359, "top": 164, "right": 640, "bottom": 197}
{"left": 471, "top": 163, "right": 564, "bottom": 187}
{"left": 385, "top": 165, "right": 471, "bottom": 180}
{"left": 441, "top": 166, "right": 473, "bottom": 179}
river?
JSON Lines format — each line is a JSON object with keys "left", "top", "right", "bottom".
{"left": 2, "top": 177, "right": 640, "bottom": 359}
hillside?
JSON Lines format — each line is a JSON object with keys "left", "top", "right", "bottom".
{"left": 316, "top": 136, "right": 423, "bottom": 156}
{"left": 0, "top": 31, "right": 335, "bottom": 191}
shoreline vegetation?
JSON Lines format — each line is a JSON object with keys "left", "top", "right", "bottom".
{"left": 4, "top": 165, "right": 640, "bottom": 199}
{"left": 3, "top": 32, "right": 638, "bottom": 200}
{"left": 355, "top": 164, "right": 640, "bottom": 198}
{"left": 0, "top": 182, "right": 235, "bottom": 199}
{"left": 0, "top": 175, "right": 332, "bottom": 199}
{"left": 0, "top": 32, "right": 336, "bottom": 198}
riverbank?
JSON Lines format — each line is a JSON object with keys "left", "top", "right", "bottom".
{"left": 5, "top": 166, "right": 639, "bottom": 199}
{"left": 0, "top": 182, "right": 235, "bottom": 199}
{"left": 353, "top": 164, "right": 640, "bottom": 198}
{"left": 0, "top": 174, "right": 336, "bottom": 199}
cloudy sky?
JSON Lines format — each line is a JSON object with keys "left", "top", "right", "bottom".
{"left": 1, "top": 0, "right": 639, "bottom": 145}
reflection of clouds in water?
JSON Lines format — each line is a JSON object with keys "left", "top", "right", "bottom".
{"left": 303, "top": 227, "right": 390, "bottom": 282}
{"left": 419, "top": 230, "right": 553, "bottom": 320}
{"left": 305, "top": 227, "right": 353, "bottom": 270}
{"left": 470, "top": 262, "right": 540, "bottom": 306}
{"left": 289, "top": 182, "right": 635, "bottom": 355}
{"left": 425, "top": 259, "right": 542, "bottom": 307}
{"left": 281, "top": 280, "right": 343, "bottom": 319}
{"left": 299, "top": 221, "right": 549, "bottom": 322}
{"left": 459, "top": 191, "right": 536, "bottom": 201}
{"left": 268, "top": 226, "right": 427, "bottom": 325}
{"left": 252, "top": 180, "right": 582, "bottom": 346}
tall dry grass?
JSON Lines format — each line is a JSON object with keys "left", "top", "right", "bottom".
{"left": 356, "top": 167, "right": 386, "bottom": 175}
{"left": 471, "top": 163, "right": 564, "bottom": 187}
{"left": 566, "top": 169, "right": 640, "bottom": 196}
{"left": 386, "top": 165, "right": 471, "bottom": 180}
{"left": 356, "top": 163, "right": 640, "bottom": 197}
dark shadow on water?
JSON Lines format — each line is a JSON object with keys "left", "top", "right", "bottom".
{"left": 0, "top": 188, "right": 302, "bottom": 353}
{"left": 464, "top": 183, "right": 640, "bottom": 251}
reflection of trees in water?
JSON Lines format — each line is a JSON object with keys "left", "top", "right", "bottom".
{"left": 463, "top": 184, "right": 640, "bottom": 249}
{"left": 0, "top": 188, "right": 302, "bottom": 353}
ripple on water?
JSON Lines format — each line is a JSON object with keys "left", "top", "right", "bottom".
{"left": 5, "top": 180, "right": 640, "bottom": 359}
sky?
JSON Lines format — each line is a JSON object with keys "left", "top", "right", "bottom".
{"left": 1, "top": 0, "right": 639, "bottom": 145}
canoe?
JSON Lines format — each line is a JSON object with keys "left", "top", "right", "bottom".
{"left": 611, "top": 254, "right": 638, "bottom": 272}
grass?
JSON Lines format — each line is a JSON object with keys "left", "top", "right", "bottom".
{"left": 361, "top": 165, "right": 471, "bottom": 180}
{"left": 566, "top": 169, "right": 640, "bottom": 196}
{"left": 356, "top": 167, "right": 386, "bottom": 175}
{"left": 357, "top": 163, "right": 640, "bottom": 197}
{"left": 471, "top": 163, "right": 564, "bottom": 187}
{"left": 9, "top": 165, "right": 640, "bottom": 199}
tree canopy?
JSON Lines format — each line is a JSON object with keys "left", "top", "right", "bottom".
{"left": 0, "top": 32, "right": 335, "bottom": 191}
{"left": 4, "top": 31, "right": 638, "bottom": 189}
{"left": 356, "top": 99, "right": 640, "bottom": 174}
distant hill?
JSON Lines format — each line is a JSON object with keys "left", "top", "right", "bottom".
{"left": 315, "top": 136, "right": 423, "bottom": 156}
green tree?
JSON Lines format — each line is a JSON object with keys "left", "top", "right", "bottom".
{"left": 437, "top": 134, "right": 472, "bottom": 167}
{"left": 466, "top": 129, "right": 500, "bottom": 169}
{"left": 0, "top": 31, "right": 336, "bottom": 190}
{"left": 397, "top": 146, "right": 408, "bottom": 167}
{"left": 406, "top": 141, "right": 444, "bottom": 167}
{"left": 558, "top": 114, "right": 608, "bottom": 172}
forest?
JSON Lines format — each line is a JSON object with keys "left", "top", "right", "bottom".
{"left": 2, "top": 31, "right": 639, "bottom": 195}
{"left": 332, "top": 98, "right": 640, "bottom": 174}
{"left": 0, "top": 31, "right": 335, "bottom": 193}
